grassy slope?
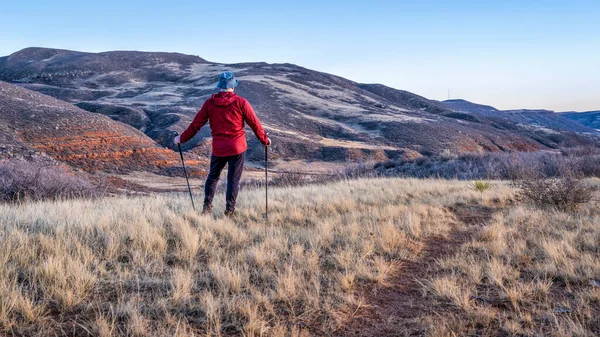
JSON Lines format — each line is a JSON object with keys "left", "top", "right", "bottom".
{"left": 0, "top": 178, "right": 598, "bottom": 336}
{"left": 424, "top": 194, "right": 600, "bottom": 336}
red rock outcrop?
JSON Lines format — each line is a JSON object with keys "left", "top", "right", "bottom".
{"left": 0, "top": 81, "right": 206, "bottom": 174}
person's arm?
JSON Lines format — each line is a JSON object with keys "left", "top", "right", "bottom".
{"left": 242, "top": 99, "right": 270, "bottom": 145}
{"left": 180, "top": 101, "right": 209, "bottom": 143}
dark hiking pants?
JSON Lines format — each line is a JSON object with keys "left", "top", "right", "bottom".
{"left": 204, "top": 151, "right": 245, "bottom": 212}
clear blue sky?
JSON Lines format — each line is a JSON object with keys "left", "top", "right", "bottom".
{"left": 1, "top": 0, "right": 599, "bottom": 111}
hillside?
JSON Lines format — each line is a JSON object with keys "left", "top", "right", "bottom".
{"left": 442, "top": 99, "right": 500, "bottom": 116}
{"left": 442, "top": 99, "right": 598, "bottom": 134}
{"left": 0, "top": 81, "right": 205, "bottom": 174}
{"left": 562, "top": 110, "right": 600, "bottom": 130}
{"left": 1, "top": 47, "right": 597, "bottom": 169}
{"left": 0, "top": 178, "right": 598, "bottom": 336}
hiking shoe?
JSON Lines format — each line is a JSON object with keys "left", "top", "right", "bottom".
{"left": 201, "top": 205, "right": 212, "bottom": 215}
{"left": 224, "top": 209, "right": 235, "bottom": 218}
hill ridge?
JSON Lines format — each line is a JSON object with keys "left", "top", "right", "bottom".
{"left": 1, "top": 47, "right": 598, "bottom": 170}
{"left": 442, "top": 98, "right": 597, "bottom": 134}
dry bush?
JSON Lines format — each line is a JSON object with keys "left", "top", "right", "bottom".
{"left": 268, "top": 171, "right": 309, "bottom": 187}
{"left": 514, "top": 164, "right": 595, "bottom": 212}
{"left": 337, "top": 161, "right": 378, "bottom": 179}
{"left": 242, "top": 162, "right": 377, "bottom": 190}
{"left": 0, "top": 159, "right": 100, "bottom": 203}
{"left": 0, "top": 178, "right": 493, "bottom": 336}
{"left": 377, "top": 148, "right": 600, "bottom": 180}
{"left": 516, "top": 174, "right": 595, "bottom": 211}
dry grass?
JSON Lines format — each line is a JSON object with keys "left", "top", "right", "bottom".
{"left": 422, "top": 178, "right": 600, "bottom": 336}
{"left": 2, "top": 177, "right": 597, "bottom": 336}
{"left": 0, "top": 178, "right": 491, "bottom": 336}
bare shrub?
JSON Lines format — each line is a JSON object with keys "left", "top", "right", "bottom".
{"left": 560, "top": 145, "right": 600, "bottom": 157}
{"left": 0, "top": 159, "right": 99, "bottom": 203}
{"left": 516, "top": 176, "right": 594, "bottom": 212}
{"left": 240, "top": 162, "right": 377, "bottom": 190}
{"left": 240, "top": 172, "right": 310, "bottom": 190}
{"left": 376, "top": 149, "right": 600, "bottom": 180}
{"left": 338, "top": 161, "right": 377, "bottom": 179}
{"left": 269, "top": 171, "right": 309, "bottom": 187}
{"left": 514, "top": 166, "right": 595, "bottom": 212}
{"left": 575, "top": 154, "right": 600, "bottom": 177}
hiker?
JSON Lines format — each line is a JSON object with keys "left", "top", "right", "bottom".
{"left": 174, "top": 72, "right": 271, "bottom": 216}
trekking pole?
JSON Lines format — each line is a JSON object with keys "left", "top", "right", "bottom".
{"left": 177, "top": 143, "right": 196, "bottom": 211}
{"left": 265, "top": 144, "right": 268, "bottom": 223}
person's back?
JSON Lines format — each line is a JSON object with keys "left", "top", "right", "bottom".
{"left": 207, "top": 93, "right": 247, "bottom": 152}
{"left": 174, "top": 72, "right": 270, "bottom": 216}
{"left": 181, "top": 91, "right": 267, "bottom": 157}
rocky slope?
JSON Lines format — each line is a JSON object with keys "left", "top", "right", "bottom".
{"left": 1, "top": 48, "right": 598, "bottom": 167}
{"left": 0, "top": 81, "right": 205, "bottom": 174}
{"left": 561, "top": 111, "right": 600, "bottom": 130}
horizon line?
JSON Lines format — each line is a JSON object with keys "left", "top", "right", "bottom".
{"left": 2, "top": 46, "right": 598, "bottom": 114}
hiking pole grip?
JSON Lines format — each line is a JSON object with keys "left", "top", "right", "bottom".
{"left": 178, "top": 143, "right": 196, "bottom": 211}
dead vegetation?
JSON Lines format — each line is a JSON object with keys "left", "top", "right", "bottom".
{"left": 515, "top": 173, "right": 595, "bottom": 212}
{"left": 417, "top": 180, "right": 600, "bottom": 336}
{"left": 0, "top": 177, "right": 598, "bottom": 336}
{"left": 376, "top": 148, "right": 600, "bottom": 180}
{"left": 0, "top": 159, "right": 101, "bottom": 203}
{"left": 0, "top": 178, "right": 479, "bottom": 336}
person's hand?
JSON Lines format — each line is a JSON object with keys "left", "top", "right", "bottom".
{"left": 173, "top": 135, "right": 181, "bottom": 145}
{"left": 266, "top": 138, "right": 272, "bottom": 147}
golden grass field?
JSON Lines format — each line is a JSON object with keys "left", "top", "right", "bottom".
{"left": 0, "top": 178, "right": 598, "bottom": 336}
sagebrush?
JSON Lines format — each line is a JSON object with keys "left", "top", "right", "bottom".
{"left": 376, "top": 148, "right": 600, "bottom": 180}
{"left": 0, "top": 159, "right": 100, "bottom": 203}
{"left": 515, "top": 174, "right": 595, "bottom": 211}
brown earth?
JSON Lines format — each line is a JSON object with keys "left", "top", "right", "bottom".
{"left": 0, "top": 81, "right": 207, "bottom": 175}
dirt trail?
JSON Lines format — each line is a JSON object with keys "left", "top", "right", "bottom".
{"left": 336, "top": 202, "right": 496, "bottom": 336}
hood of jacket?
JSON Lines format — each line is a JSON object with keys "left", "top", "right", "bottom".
{"left": 211, "top": 92, "right": 238, "bottom": 107}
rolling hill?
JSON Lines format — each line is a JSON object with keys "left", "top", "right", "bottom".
{"left": 442, "top": 99, "right": 597, "bottom": 134}
{"left": 0, "top": 47, "right": 598, "bottom": 170}
{"left": 0, "top": 80, "right": 205, "bottom": 174}
{"left": 561, "top": 110, "right": 600, "bottom": 130}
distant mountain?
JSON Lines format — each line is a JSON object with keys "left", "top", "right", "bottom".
{"left": 0, "top": 81, "right": 205, "bottom": 174}
{"left": 442, "top": 99, "right": 499, "bottom": 116}
{"left": 442, "top": 99, "right": 597, "bottom": 134}
{"left": 561, "top": 111, "right": 600, "bottom": 130}
{"left": 0, "top": 47, "right": 597, "bottom": 171}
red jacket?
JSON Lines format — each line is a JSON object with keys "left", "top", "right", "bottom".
{"left": 180, "top": 92, "right": 269, "bottom": 157}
